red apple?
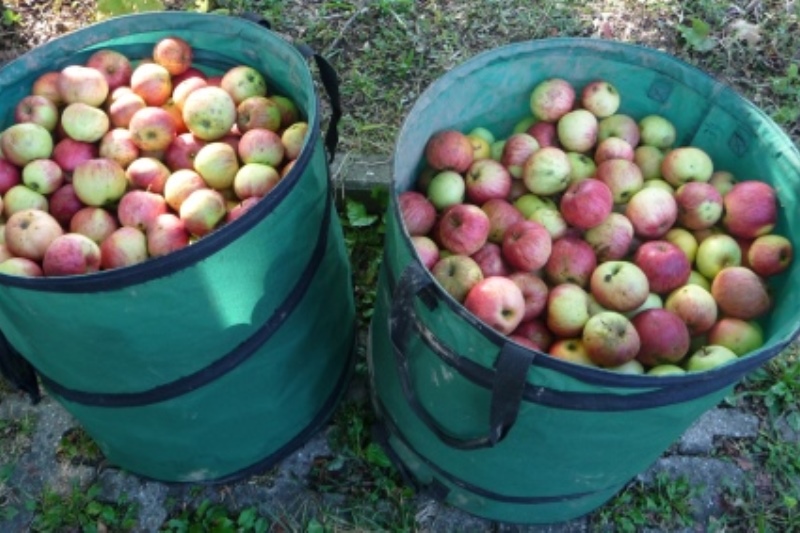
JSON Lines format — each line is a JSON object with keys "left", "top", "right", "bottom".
{"left": 594, "top": 158, "right": 643, "bottom": 204}
{"left": 411, "top": 235, "right": 439, "bottom": 270}
{"left": 69, "top": 206, "right": 119, "bottom": 244}
{"left": 31, "top": 71, "right": 64, "bottom": 106}
{"left": 465, "top": 158, "right": 512, "bottom": 204}
{"left": 707, "top": 318, "right": 764, "bottom": 356}
{"left": 747, "top": 234, "right": 793, "bottom": 277}
{"left": 130, "top": 62, "right": 173, "bottom": 106}
{"left": 597, "top": 114, "right": 640, "bottom": 147}
{"left": 502, "top": 219, "right": 552, "bottom": 272}
{"left": 0, "top": 158, "right": 21, "bottom": 194}
{"left": 99, "top": 128, "right": 140, "bottom": 169}
{"left": 48, "top": 184, "right": 85, "bottom": 227}
{"left": 625, "top": 187, "right": 677, "bottom": 239}
{"left": 512, "top": 318, "right": 554, "bottom": 352}
{"left": 100, "top": 226, "right": 149, "bottom": 270}
{"left": 721, "top": 181, "right": 778, "bottom": 239}
{"left": 481, "top": 198, "right": 524, "bottom": 244}
{"left": 233, "top": 163, "right": 281, "bottom": 200}
{"left": 58, "top": 65, "right": 109, "bottom": 107}
{"left": 14, "top": 94, "right": 59, "bottom": 131}
{"left": 594, "top": 137, "right": 634, "bottom": 164}
{"left": 125, "top": 157, "right": 171, "bottom": 194}
{"left": 86, "top": 49, "right": 133, "bottom": 91}
{"left": 631, "top": 308, "right": 691, "bottom": 367}
{"left": 664, "top": 284, "right": 718, "bottom": 335}
{"left": 500, "top": 133, "right": 540, "bottom": 178}
{"left": 508, "top": 271, "right": 549, "bottom": 322}
{"left": 463, "top": 276, "right": 526, "bottom": 335}
{"left": 529, "top": 78, "right": 575, "bottom": 122}
{"left": 117, "top": 190, "right": 168, "bottom": 231}
{"left": 633, "top": 240, "right": 691, "bottom": 294}
{"left": 431, "top": 254, "right": 484, "bottom": 303}
{"left": 674, "top": 181, "right": 723, "bottom": 230}
{"left": 164, "top": 169, "right": 208, "bottom": 211}
{"left": 128, "top": 106, "right": 177, "bottom": 152}
{"left": 544, "top": 235, "right": 597, "bottom": 287}
{"left": 526, "top": 121, "right": 559, "bottom": 148}
{"left": 42, "top": 233, "right": 101, "bottom": 276}
{"left": 471, "top": 242, "right": 511, "bottom": 278}
{"left": 164, "top": 133, "right": 208, "bottom": 172}
{"left": 52, "top": 138, "right": 99, "bottom": 177}
{"left": 559, "top": 178, "right": 614, "bottom": 230}
{"left": 399, "top": 190, "right": 437, "bottom": 236}
{"left": 146, "top": 213, "right": 190, "bottom": 257}
{"left": 179, "top": 188, "right": 227, "bottom": 237}
{"left": 5, "top": 209, "right": 64, "bottom": 261}
{"left": 583, "top": 212, "right": 634, "bottom": 262}
{"left": 172, "top": 77, "right": 208, "bottom": 111}
{"left": 425, "top": 129, "right": 474, "bottom": 173}
{"left": 437, "top": 203, "right": 491, "bottom": 256}
{"left": 711, "top": 266, "right": 771, "bottom": 320}
{"left": 152, "top": 36, "right": 193, "bottom": 76}
{"left": 237, "top": 128, "right": 284, "bottom": 168}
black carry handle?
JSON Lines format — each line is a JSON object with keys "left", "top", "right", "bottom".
{"left": 242, "top": 12, "right": 342, "bottom": 163}
{"left": 389, "top": 261, "right": 535, "bottom": 450}
{"left": 0, "top": 330, "right": 41, "bottom": 404}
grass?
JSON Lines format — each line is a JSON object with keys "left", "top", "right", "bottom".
{"left": 1, "top": 0, "right": 800, "bottom": 531}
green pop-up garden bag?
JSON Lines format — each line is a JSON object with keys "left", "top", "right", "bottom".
{"left": 0, "top": 12, "right": 355, "bottom": 483}
{"left": 368, "top": 38, "right": 800, "bottom": 525}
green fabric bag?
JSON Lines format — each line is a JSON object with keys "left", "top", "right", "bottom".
{"left": 368, "top": 38, "right": 800, "bottom": 524}
{"left": 0, "top": 12, "right": 355, "bottom": 483}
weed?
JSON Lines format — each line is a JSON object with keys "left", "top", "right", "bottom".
{"left": 1, "top": 7, "right": 21, "bottom": 27}
{"left": 162, "top": 500, "right": 269, "bottom": 532}
{"left": 591, "top": 471, "right": 697, "bottom": 532}
{"left": 31, "top": 482, "right": 138, "bottom": 532}
{"left": 0, "top": 413, "right": 37, "bottom": 458}
{"left": 56, "top": 427, "right": 105, "bottom": 468}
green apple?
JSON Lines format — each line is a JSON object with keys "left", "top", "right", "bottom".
{"left": 695, "top": 233, "right": 742, "bottom": 280}
{"left": 661, "top": 146, "right": 714, "bottom": 187}
{"left": 426, "top": 170, "right": 465, "bottom": 210}
{"left": 638, "top": 114, "right": 676, "bottom": 149}
{"left": 647, "top": 364, "right": 686, "bottom": 376}
{"left": 685, "top": 345, "right": 738, "bottom": 372}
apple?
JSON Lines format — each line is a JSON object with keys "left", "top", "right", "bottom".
{"left": 163, "top": 169, "right": 208, "bottom": 211}
{"left": 164, "top": 133, "right": 207, "bottom": 172}
{"left": 220, "top": 65, "right": 268, "bottom": 105}
{"left": 557, "top": 109, "right": 598, "bottom": 153}
{"left": 431, "top": 254, "right": 484, "bottom": 303}
{"left": 711, "top": 266, "right": 771, "bottom": 320}
{"left": 194, "top": 142, "right": 240, "bottom": 190}
{"left": 130, "top": 62, "right": 173, "bottom": 106}
{"left": 281, "top": 121, "right": 308, "bottom": 160}
{"left": 126, "top": 106, "right": 177, "bottom": 152}
{"left": 647, "top": 364, "right": 686, "bottom": 376}
{"left": 481, "top": 198, "right": 524, "bottom": 244}
{"left": 98, "top": 128, "right": 140, "bottom": 169}
{"left": 61, "top": 102, "right": 110, "bottom": 143}
{"left": 69, "top": 206, "right": 119, "bottom": 244}
{"left": 665, "top": 227, "right": 699, "bottom": 263}
{"left": 566, "top": 151, "right": 596, "bottom": 183}
{"left": 685, "top": 345, "right": 738, "bottom": 372}
{"left": 507, "top": 271, "right": 549, "bottom": 322}
{"left": 514, "top": 193, "right": 557, "bottom": 218}
{"left": 226, "top": 196, "right": 261, "bottom": 223}
{"left": 99, "top": 226, "right": 148, "bottom": 270}
{"left": 624, "top": 187, "right": 677, "bottom": 239}
{"left": 271, "top": 94, "right": 301, "bottom": 129}
{"left": 721, "top": 180, "right": 778, "bottom": 239}
{"left": 502, "top": 219, "right": 552, "bottom": 272}
{"left": 437, "top": 203, "right": 491, "bottom": 256}
{"left": 181, "top": 86, "right": 237, "bottom": 141}
{"left": 237, "top": 128, "right": 284, "bottom": 167}
{"left": 526, "top": 121, "right": 559, "bottom": 148}
{"left": 590, "top": 260, "right": 650, "bottom": 312}
{"left": 58, "top": 65, "right": 109, "bottom": 107}
{"left": 546, "top": 282, "right": 591, "bottom": 338}
{"left": 709, "top": 170, "right": 737, "bottom": 196}
{"left": 411, "top": 235, "right": 439, "bottom": 270}
{"left": 146, "top": 213, "right": 190, "bottom": 257}
{"left": 49, "top": 184, "right": 85, "bottom": 226}
{"left": 1, "top": 122, "right": 54, "bottom": 166}
{"left": 398, "top": 191, "right": 437, "bottom": 236}
{"left": 179, "top": 188, "right": 227, "bottom": 237}
{"left": 597, "top": 114, "right": 640, "bottom": 147}
{"left": 637, "top": 115, "right": 676, "bottom": 149}
{"left": 72, "top": 158, "right": 128, "bottom": 207}
{"left": 634, "top": 145, "right": 665, "bottom": 181}
{"left": 594, "top": 158, "right": 644, "bottom": 204}
{"left": 607, "top": 359, "right": 645, "bottom": 375}
{"left": 22, "top": 159, "right": 63, "bottom": 195}
{"left": 465, "top": 158, "right": 512, "bottom": 203}
{"left": 500, "top": 133, "right": 539, "bottom": 178}
{"left": 471, "top": 242, "right": 511, "bottom": 277}
{"left": 0, "top": 257, "right": 44, "bottom": 277}
{"left": 594, "top": 137, "right": 634, "bottom": 164}
{"left": 583, "top": 212, "right": 634, "bottom": 262}
{"left": 86, "top": 48, "right": 133, "bottom": 91}
{"left": 52, "top": 138, "right": 98, "bottom": 177}
{"left": 233, "top": 163, "right": 280, "bottom": 200}
{"left": 664, "top": 284, "right": 718, "bottom": 335}
{"left": 107, "top": 91, "right": 147, "bottom": 130}
{"left": 694, "top": 233, "right": 742, "bottom": 280}
{"left": 687, "top": 270, "right": 711, "bottom": 291}
{"left": 548, "top": 338, "right": 596, "bottom": 367}
{"left": 4, "top": 209, "right": 64, "bottom": 261}
{"left": 153, "top": 36, "right": 193, "bottom": 76}
{"left": 582, "top": 311, "right": 640, "bottom": 367}
{"left": 14, "top": 95, "right": 59, "bottom": 131}
{"left": 31, "top": 71, "right": 64, "bottom": 106}
{"left": 747, "top": 234, "right": 793, "bottom": 277}
{"left": 624, "top": 292, "right": 663, "bottom": 318}
{"left": 661, "top": 146, "right": 714, "bottom": 187}
{"left": 41, "top": 233, "right": 101, "bottom": 276}
{"left": 631, "top": 308, "right": 691, "bottom": 367}
{"left": 116, "top": 190, "right": 168, "bottom": 231}
{"left": 581, "top": 80, "right": 620, "bottom": 118}
{"left": 426, "top": 170, "right": 465, "bottom": 210}
{"left": 172, "top": 76, "right": 208, "bottom": 111}
{"left": 522, "top": 146, "right": 571, "bottom": 196}
{"left": 544, "top": 235, "right": 597, "bottom": 287}
{"left": 559, "top": 178, "right": 614, "bottom": 230}
{"left": 464, "top": 276, "right": 526, "bottom": 335}
{"left": 513, "top": 318, "right": 554, "bottom": 351}
{"left": 123, "top": 156, "right": 170, "bottom": 195}
{"left": 529, "top": 78, "right": 575, "bottom": 122}
{"left": 526, "top": 205, "right": 569, "bottom": 241}
{"left": 674, "top": 182, "right": 723, "bottom": 230}
{"left": 236, "top": 96, "right": 282, "bottom": 133}
{"left": 707, "top": 317, "right": 764, "bottom": 357}
{"left": 509, "top": 335, "right": 541, "bottom": 351}
{"left": 633, "top": 240, "right": 691, "bottom": 294}
{"left": 0, "top": 158, "right": 21, "bottom": 193}
{"left": 3, "top": 185, "right": 48, "bottom": 217}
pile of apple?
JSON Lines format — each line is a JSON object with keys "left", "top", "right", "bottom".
{"left": 0, "top": 36, "right": 308, "bottom": 277}
{"left": 401, "top": 78, "right": 794, "bottom": 375}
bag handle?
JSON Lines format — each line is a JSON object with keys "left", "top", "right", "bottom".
{"left": 389, "top": 261, "right": 534, "bottom": 450}
{"left": 241, "top": 13, "right": 342, "bottom": 163}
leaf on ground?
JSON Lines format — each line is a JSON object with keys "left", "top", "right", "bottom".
{"left": 678, "top": 18, "right": 718, "bottom": 52}
{"left": 729, "top": 19, "right": 762, "bottom": 46}
{"left": 345, "top": 198, "right": 378, "bottom": 227}
{"left": 96, "top": 0, "right": 165, "bottom": 19}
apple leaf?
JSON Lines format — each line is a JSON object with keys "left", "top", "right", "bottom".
{"left": 345, "top": 197, "right": 378, "bottom": 227}
{"left": 678, "top": 18, "right": 718, "bottom": 52}
{"left": 96, "top": 0, "right": 165, "bottom": 20}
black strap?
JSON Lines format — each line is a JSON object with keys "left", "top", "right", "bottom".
{"left": 390, "top": 262, "right": 534, "bottom": 450}
{"left": 0, "top": 330, "right": 41, "bottom": 404}
{"left": 241, "top": 12, "right": 342, "bottom": 162}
